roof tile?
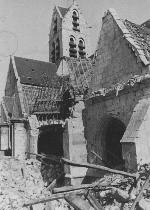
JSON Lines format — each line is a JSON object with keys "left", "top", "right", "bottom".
{"left": 14, "top": 56, "right": 57, "bottom": 86}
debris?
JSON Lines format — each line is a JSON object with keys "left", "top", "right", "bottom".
{"left": 61, "top": 157, "right": 137, "bottom": 179}
{"left": 23, "top": 190, "right": 84, "bottom": 207}
{"left": 130, "top": 173, "right": 150, "bottom": 210}
{"left": 65, "top": 195, "right": 95, "bottom": 210}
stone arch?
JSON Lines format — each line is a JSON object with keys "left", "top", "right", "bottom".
{"left": 93, "top": 115, "right": 126, "bottom": 168}
{"left": 69, "top": 35, "right": 77, "bottom": 58}
{"left": 72, "top": 9, "right": 80, "bottom": 31}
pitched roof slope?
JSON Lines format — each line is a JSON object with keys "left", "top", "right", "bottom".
{"left": 107, "top": 8, "right": 150, "bottom": 66}
{"left": 58, "top": 6, "right": 69, "bottom": 17}
{"left": 124, "top": 20, "right": 150, "bottom": 61}
{"left": 13, "top": 56, "right": 57, "bottom": 86}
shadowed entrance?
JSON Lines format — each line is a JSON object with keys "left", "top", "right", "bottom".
{"left": 38, "top": 124, "right": 64, "bottom": 156}
{"left": 105, "top": 118, "right": 126, "bottom": 168}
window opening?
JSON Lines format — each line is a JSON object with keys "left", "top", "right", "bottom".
{"left": 78, "top": 39, "right": 86, "bottom": 58}
{"left": 51, "top": 42, "right": 55, "bottom": 63}
{"left": 72, "top": 10, "right": 80, "bottom": 31}
{"left": 69, "top": 36, "right": 77, "bottom": 58}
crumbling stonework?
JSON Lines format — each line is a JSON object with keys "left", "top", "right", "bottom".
{"left": 84, "top": 9, "right": 150, "bottom": 172}
{"left": 0, "top": 157, "right": 72, "bottom": 210}
{"left": 0, "top": 157, "right": 49, "bottom": 210}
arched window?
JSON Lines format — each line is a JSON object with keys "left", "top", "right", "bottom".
{"left": 78, "top": 38, "right": 86, "bottom": 58}
{"left": 53, "top": 16, "right": 57, "bottom": 34}
{"left": 56, "top": 38, "right": 60, "bottom": 60}
{"left": 72, "top": 10, "right": 80, "bottom": 31}
{"left": 51, "top": 42, "right": 55, "bottom": 63}
{"left": 69, "top": 36, "right": 77, "bottom": 58}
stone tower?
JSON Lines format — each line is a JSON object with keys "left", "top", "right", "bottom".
{"left": 49, "top": 0, "right": 91, "bottom": 64}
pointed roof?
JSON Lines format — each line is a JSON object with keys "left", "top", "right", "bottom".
{"left": 124, "top": 19, "right": 150, "bottom": 61}
{"left": 141, "top": 19, "right": 150, "bottom": 29}
{"left": 105, "top": 9, "right": 150, "bottom": 66}
{"left": 57, "top": 6, "right": 69, "bottom": 17}
{"left": 13, "top": 56, "right": 57, "bottom": 86}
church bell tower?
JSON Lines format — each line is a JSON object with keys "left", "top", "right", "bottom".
{"left": 49, "top": 0, "right": 91, "bottom": 64}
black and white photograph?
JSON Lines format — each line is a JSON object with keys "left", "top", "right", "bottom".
{"left": 0, "top": 0, "right": 150, "bottom": 209}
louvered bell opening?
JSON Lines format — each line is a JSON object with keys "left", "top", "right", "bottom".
{"left": 73, "top": 26, "right": 80, "bottom": 32}
{"left": 79, "top": 49, "right": 86, "bottom": 55}
{"left": 51, "top": 49, "right": 55, "bottom": 55}
{"left": 69, "top": 41, "right": 76, "bottom": 47}
{"left": 56, "top": 44, "right": 59, "bottom": 50}
{"left": 78, "top": 43, "right": 85, "bottom": 49}
{"left": 53, "top": 24, "right": 57, "bottom": 33}
{"left": 72, "top": 13, "right": 79, "bottom": 19}
{"left": 52, "top": 56, "right": 55, "bottom": 63}
{"left": 69, "top": 52, "right": 77, "bottom": 58}
{"left": 69, "top": 48, "right": 77, "bottom": 53}
{"left": 72, "top": 20, "right": 79, "bottom": 26}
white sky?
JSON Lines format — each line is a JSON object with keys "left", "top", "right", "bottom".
{"left": 0, "top": 0, "right": 150, "bottom": 100}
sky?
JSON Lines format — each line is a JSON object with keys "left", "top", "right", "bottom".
{"left": 0, "top": 0, "right": 150, "bottom": 100}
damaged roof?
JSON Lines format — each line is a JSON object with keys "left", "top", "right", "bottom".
{"left": 58, "top": 57, "right": 93, "bottom": 95}
{"left": 107, "top": 8, "right": 150, "bottom": 66}
{"left": 57, "top": 6, "right": 69, "bottom": 17}
{"left": 124, "top": 19, "right": 150, "bottom": 61}
{"left": 13, "top": 56, "right": 57, "bottom": 86}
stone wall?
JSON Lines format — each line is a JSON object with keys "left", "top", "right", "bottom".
{"left": 84, "top": 81, "right": 150, "bottom": 171}
{"left": 91, "top": 11, "right": 149, "bottom": 92}
{"left": 62, "top": 2, "right": 91, "bottom": 58}
{"left": 49, "top": 7, "right": 63, "bottom": 62}
{"left": 83, "top": 10, "right": 150, "bottom": 172}
{"left": 12, "top": 121, "right": 28, "bottom": 159}
{"left": 49, "top": 2, "right": 91, "bottom": 63}
{"left": 63, "top": 101, "right": 87, "bottom": 185}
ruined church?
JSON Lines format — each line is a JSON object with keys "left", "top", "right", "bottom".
{"left": 1, "top": 0, "right": 150, "bottom": 184}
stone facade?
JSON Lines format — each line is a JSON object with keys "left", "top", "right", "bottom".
{"left": 49, "top": 1, "right": 91, "bottom": 64}
{"left": 84, "top": 9, "right": 150, "bottom": 172}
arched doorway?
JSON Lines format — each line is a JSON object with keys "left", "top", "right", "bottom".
{"left": 38, "top": 124, "right": 64, "bottom": 156}
{"left": 104, "top": 117, "right": 126, "bottom": 168}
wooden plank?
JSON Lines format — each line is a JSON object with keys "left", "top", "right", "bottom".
{"left": 23, "top": 190, "right": 84, "bottom": 207}
{"left": 65, "top": 195, "right": 94, "bottom": 210}
{"left": 130, "top": 174, "right": 150, "bottom": 210}
{"left": 53, "top": 183, "right": 98, "bottom": 194}
{"left": 47, "top": 173, "right": 65, "bottom": 192}
{"left": 25, "top": 152, "right": 60, "bottom": 163}
{"left": 61, "top": 158, "right": 137, "bottom": 179}
{"left": 86, "top": 190, "right": 104, "bottom": 210}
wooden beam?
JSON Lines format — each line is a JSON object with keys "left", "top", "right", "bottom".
{"left": 53, "top": 183, "right": 98, "bottom": 194}
{"left": 25, "top": 152, "right": 60, "bottom": 163}
{"left": 61, "top": 158, "right": 137, "bottom": 179}
{"left": 65, "top": 195, "right": 95, "bottom": 210}
{"left": 23, "top": 190, "right": 84, "bottom": 207}
{"left": 130, "top": 174, "right": 150, "bottom": 210}
{"left": 47, "top": 173, "right": 65, "bottom": 192}
{"left": 86, "top": 190, "right": 104, "bottom": 210}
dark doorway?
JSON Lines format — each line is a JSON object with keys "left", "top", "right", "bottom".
{"left": 38, "top": 124, "right": 64, "bottom": 156}
{"left": 105, "top": 118, "right": 126, "bottom": 168}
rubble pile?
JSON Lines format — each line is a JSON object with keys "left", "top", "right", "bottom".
{"left": 0, "top": 157, "right": 68, "bottom": 210}
{"left": 83, "top": 164, "right": 150, "bottom": 209}
{"left": 88, "top": 174, "right": 134, "bottom": 209}
{"left": 40, "top": 157, "right": 64, "bottom": 186}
